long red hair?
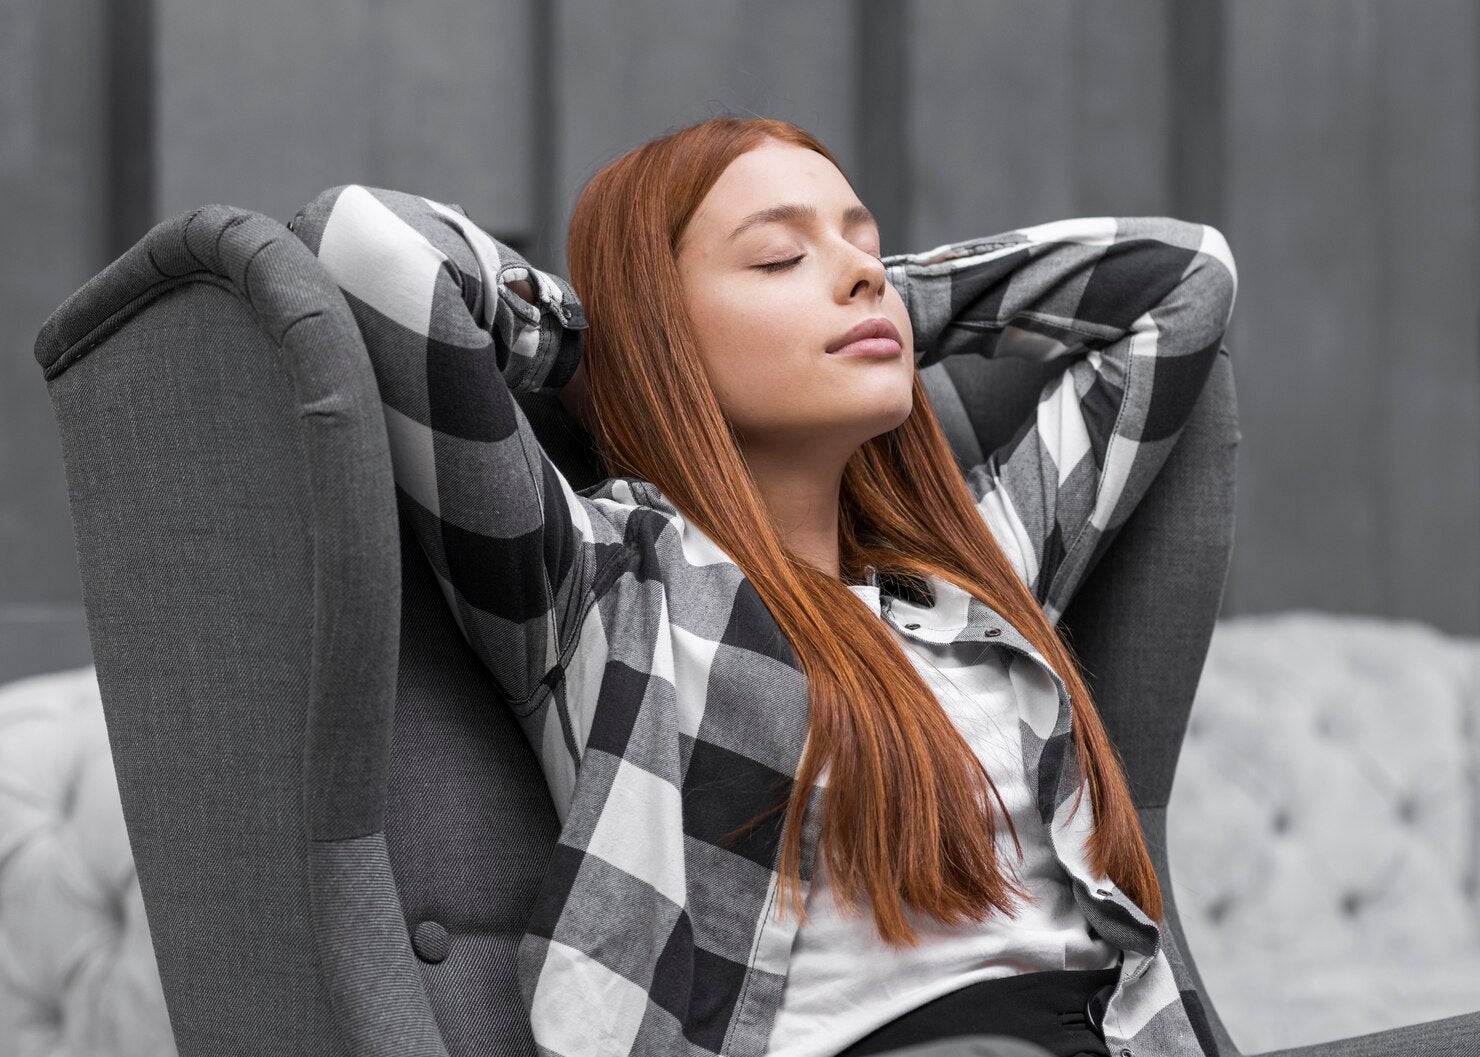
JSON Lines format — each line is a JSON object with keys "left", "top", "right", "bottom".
{"left": 565, "top": 115, "right": 1162, "bottom": 945}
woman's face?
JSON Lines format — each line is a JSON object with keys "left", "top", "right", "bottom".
{"left": 675, "top": 140, "right": 916, "bottom": 456}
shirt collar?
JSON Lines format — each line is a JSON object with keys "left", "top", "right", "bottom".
{"left": 847, "top": 565, "right": 978, "bottom": 642}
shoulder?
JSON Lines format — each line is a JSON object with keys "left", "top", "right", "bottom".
{"left": 576, "top": 476, "right": 743, "bottom": 577}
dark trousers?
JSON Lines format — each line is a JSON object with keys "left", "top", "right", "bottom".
{"left": 835, "top": 966, "right": 1121, "bottom": 1057}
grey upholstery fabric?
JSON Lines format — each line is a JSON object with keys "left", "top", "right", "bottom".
{"left": 386, "top": 510, "right": 558, "bottom": 1053}
{"left": 35, "top": 207, "right": 439, "bottom": 1057}
{"left": 1055, "top": 350, "right": 1242, "bottom": 1054}
{"left": 38, "top": 203, "right": 1472, "bottom": 1057}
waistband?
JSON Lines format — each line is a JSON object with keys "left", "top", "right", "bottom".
{"left": 835, "top": 965, "right": 1122, "bottom": 1057}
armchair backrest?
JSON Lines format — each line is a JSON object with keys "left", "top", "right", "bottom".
{"left": 34, "top": 205, "right": 1239, "bottom": 1057}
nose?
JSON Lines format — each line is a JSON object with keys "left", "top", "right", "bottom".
{"left": 840, "top": 244, "right": 887, "bottom": 302}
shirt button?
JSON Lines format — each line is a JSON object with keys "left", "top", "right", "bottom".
{"left": 984, "top": 628, "right": 1001, "bottom": 637}
{"left": 904, "top": 623, "right": 920, "bottom": 630}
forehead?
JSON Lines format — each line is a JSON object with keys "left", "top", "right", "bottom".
{"left": 684, "top": 142, "right": 864, "bottom": 244}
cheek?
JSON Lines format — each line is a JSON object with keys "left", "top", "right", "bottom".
{"left": 689, "top": 293, "right": 818, "bottom": 426}
{"left": 694, "top": 289, "right": 806, "bottom": 382}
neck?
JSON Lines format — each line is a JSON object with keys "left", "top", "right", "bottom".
{"left": 740, "top": 440, "right": 848, "bottom": 581}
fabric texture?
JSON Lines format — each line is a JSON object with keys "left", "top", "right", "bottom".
{"left": 34, "top": 203, "right": 417, "bottom": 1057}
{"left": 289, "top": 184, "right": 1238, "bottom": 1057}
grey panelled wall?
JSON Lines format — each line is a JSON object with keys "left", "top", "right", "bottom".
{"left": 0, "top": 0, "right": 108, "bottom": 684}
{"left": 905, "top": 0, "right": 1176, "bottom": 242}
{"left": 1224, "top": 0, "right": 1480, "bottom": 635}
{"left": 548, "top": 0, "right": 860, "bottom": 272}
{"left": 153, "top": 0, "right": 536, "bottom": 240}
{"left": 545, "top": 0, "right": 1480, "bottom": 632}
{"left": 7, "top": 0, "right": 1480, "bottom": 684}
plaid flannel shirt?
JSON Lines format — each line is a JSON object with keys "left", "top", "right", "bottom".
{"left": 292, "top": 184, "right": 1238, "bottom": 1057}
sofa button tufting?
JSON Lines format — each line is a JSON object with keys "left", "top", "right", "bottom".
{"left": 412, "top": 920, "right": 451, "bottom": 963}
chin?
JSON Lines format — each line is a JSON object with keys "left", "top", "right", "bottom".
{"left": 865, "top": 394, "right": 915, "bottom": 439}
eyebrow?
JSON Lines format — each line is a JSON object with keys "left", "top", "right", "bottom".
{"left": 725, "top": 202, "right": 878, "bottom": 243}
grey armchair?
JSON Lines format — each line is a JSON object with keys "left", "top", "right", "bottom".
{"left": 34, "top": 201, "right": 1468, "bottom": 1057}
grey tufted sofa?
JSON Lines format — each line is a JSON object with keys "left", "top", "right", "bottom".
{"left": 22, "top": 199, "right": 1480, "bottom": 1057}
{"left": 0, "top": 667, "right": 176, "bottom": 1056}
{"left": 1168, "top": 610, "right": 1480, "bottom": 1053}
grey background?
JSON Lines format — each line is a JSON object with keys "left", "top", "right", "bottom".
{"left": 3, "top": 0, "right": 1478, "bottom": 686}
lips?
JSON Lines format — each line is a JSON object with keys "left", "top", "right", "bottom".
{"left": 826, "top": 317, "right": 902, "bottom": 354}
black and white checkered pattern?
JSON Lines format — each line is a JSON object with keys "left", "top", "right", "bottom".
{"left": 293, "top": 184, "right": 1237, "bottom": 1057}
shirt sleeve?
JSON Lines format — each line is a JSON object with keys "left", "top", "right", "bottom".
{"left": 883, "top": 216, "right": 1239, "bottom": 626}
{"left": 290, "top": 183, "right": 630, "bottom": 715}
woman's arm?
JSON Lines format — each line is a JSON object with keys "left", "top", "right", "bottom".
{"left": 290, "top": 184, "right": 628, "bottom": 778}
{"left": 883, "top": 216, "right": 1238, "bottom": 625}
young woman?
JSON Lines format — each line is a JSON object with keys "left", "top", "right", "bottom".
{"left": 293, "top": 115, "right": 1237, "bottom": 1057}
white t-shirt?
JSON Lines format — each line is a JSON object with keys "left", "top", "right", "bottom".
{"left": 763, "top": 583, "right": 1122, "bottom": 1057}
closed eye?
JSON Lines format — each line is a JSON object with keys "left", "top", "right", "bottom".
{"left": 755, "top": 249, "right": 885, "bottom": 273}
{"left": 756, "top": 255, "right": 804, "bottom": 272}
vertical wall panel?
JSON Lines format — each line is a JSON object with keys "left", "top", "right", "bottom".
{"left": 1071, "top": 0, "right": 1175, "bottom": 220}
{"left": 155, "top": 0, "right": 532, "bottom": 231}
{"left": 0, "top": 0, "right": 110, "bottom": 682}
{"left": 1169, "top": 0, "right": 1227, "bottom": 232}
{"left": 1227, "top": 1, "right": 1390, "bottom": 617}
{"left": 365, "top": 0, "right": 534, "bottom": 236}
{"left": 906, "top": 0, "right": 1172, "bottom": 249}
{"left": 549, "top": 0, "right": 856, "bottom": 273}
{"left": 856, "top": 0, "right": 912, "bottom": 255}
{"left": 907, "top": 0, "right": 1079, "bottom": 245}
{"left": 107, "top": 0, "right": 155, "bottom": 256}
{"left": 1377, "top": 0, "right": 1480, "bottom": 633}
{"left": 155, "top": 0, "right": 376, "bottom": 222}
{"left": 1224, "top": 0, "right": 1480, "bottom": 634}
